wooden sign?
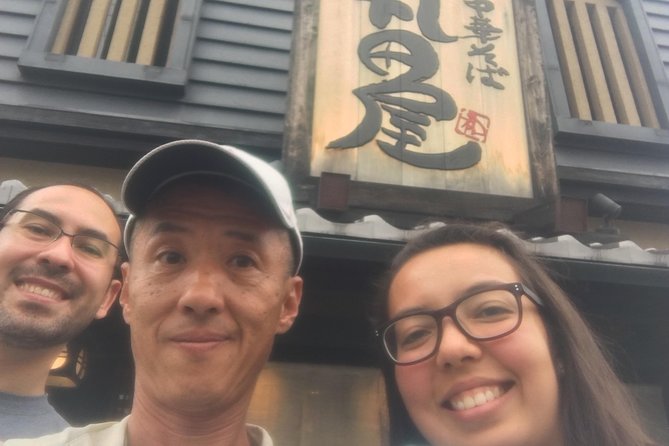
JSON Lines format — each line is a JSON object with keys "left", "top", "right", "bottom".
{"left": 285, "top": 0, "right": 558, "bottom": 226}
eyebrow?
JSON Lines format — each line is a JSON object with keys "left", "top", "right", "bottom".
{"left": 223, "top": 229, "right": 259, "bottom": 243}
{"left": 149, "top": 221, "right": 189, "bottom": 236}
{"left": 390, "top": 279, "right": 511, "bottom": 319}
{"left": 25, "top": 208, "right": 113, "bottom": 243}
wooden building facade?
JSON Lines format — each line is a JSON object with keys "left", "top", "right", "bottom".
{"left": 0, "top": 0, "right": 669, "bottom": 444}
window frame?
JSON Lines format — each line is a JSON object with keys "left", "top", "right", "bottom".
{"left": 536, "top": 0, "right": 669, "bottom": 152}
{"left": 18, "top": 0, "right": 202, "bottom": 95}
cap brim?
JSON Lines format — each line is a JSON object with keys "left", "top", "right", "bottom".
{"left": 123, "top": 140, "right": 260, "bottom": 215}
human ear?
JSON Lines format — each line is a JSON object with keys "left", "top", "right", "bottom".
{"left": 276, "top": 275, "right": 303, "bottom": 334}
{"left": 94, "top": 278, "right": 122, "bottom": 319}
{"left": 118, "top": 262, "right": 133, "bottom": 324}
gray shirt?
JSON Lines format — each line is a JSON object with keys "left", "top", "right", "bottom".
{"left": 0, "top": 391, "right": 69, "bottom": 440}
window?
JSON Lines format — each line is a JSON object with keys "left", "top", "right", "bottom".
{"left": 18, "top": 0, "right": 202, "bottom": 94}
{"left": 537, "top": 0, "right": 669, "bottom": 148}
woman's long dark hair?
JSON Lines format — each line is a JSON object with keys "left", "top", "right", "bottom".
{"left": 374, "top": 222, "right": 655, "bottom": 446}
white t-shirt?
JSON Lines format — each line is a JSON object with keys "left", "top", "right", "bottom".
{"left": 2, "top": 416, "right": 273, "bottom": 446}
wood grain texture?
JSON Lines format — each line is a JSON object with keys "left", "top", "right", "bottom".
{"left": 285, "top": 0, "right": 558, "bottom": 224}
{"left": 247, "top": 363, "right": 389, "bottom": 446}
{"left": 591, "top": 2, "right": 640, "bottom": 125}
{"left": 107, "top": 0, "right": 142, "bottom": 62}
{"left": 78, "top": 0, "right": 112, "bottom": 58}
{"left": 51, "top": 0, "right": 82, "bottom": 55}
{"left": 0, "top": 0, "right": 292, "bottom": 148}
{"left": 611, "top": 6, "right": 661, "bottom": 128}
{"left": 569, "top": 0, "right": 617, "bottom": 122}
{"left": 136, "top": 0, "right": 168, "bottom": 65}
{"left": 309, "top": 0, "right": 533, "bottom": 197}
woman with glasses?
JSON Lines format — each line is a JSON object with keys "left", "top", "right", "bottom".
{"left": 374, "top": 223, "right": 655, "bottom": 446}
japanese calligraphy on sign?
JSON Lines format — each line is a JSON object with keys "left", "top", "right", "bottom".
{"left": 309, "top": 0, "right": 533, "bottom": 198}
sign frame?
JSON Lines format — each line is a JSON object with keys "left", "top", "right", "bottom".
{"left": 284, "top": 0, "right": 558, "bottom": 227}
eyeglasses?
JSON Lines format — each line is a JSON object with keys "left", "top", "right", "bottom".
{"left": 376, "top": 282, "right": 544, "bottom": 366}
{"left": 1, "top": 209, "right": 119, "bottom": 263}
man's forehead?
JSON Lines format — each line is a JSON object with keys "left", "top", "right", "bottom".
{"left": 134, "top": 191, "right": 289, "bottom": 247}
{"left": 19, "top": 185, "right": 120, "bottom": 236}
{"left": 140, "top": 219, "right": 266, "bottom": 246}
{"left": 139, "top": 205, "right": 278, "bottom": 234}
{"left": 21, "top": 185, "right": 106, "bottom": 207}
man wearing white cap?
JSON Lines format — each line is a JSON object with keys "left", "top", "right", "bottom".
{"left": 7, "top": 140, "right": 304, "bottom": 445}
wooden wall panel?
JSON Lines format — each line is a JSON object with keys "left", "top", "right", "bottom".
{"left": 216, "top": 0, "right": 293, "bottom": 11}
{"left": 248, "top": 363, "right": 388, "bottom": 446}
{"left": 78, "top": 0, "right": 112, "bottom": 58}
{"left": 202, "top": 1, "right": 293, "bottom": 31}
{"left": 0, "top": 0, "right": 294, "bottom": 153}
{"left": 547, "top": 0, "right": 665, "bottom": 126}
{"left": 548, "top": 0, "right": 592, "bottom": 118}
{"left": 569, "top": 0, "right": 617, "bottom": 122}
{"left": 193, "top": 41, "right": 290, "bottom": 70}
{"left": 612, "top": 7, "right": 661, "bottom": 128}
{"left": 136, "top": 0, "right": 168, "bottom": 65}
{"left": 190, "top": 62, "right": 289, "bottom": 92}
{"left": 642, "top": 0, "right": 669, "bottom": 78}
{"left": 0, "top": 0, "right": 42, "bottom": 15}
{"left": 0, "top": 12, "right": 37, "bottom": 37}
{"left": 198, "top": 20, "right": 292, "bottom": 50}
{"left": 0, "top": 35, "right": 25, "bottom": 59}
{"left": 51, "top": 0, "right": 82, "bottom": 55}
{"left": 591, "top": 3, "right": 640, "bottom": 125}
{"left": 107, "top": 0, "right": 142, "bottom": 62}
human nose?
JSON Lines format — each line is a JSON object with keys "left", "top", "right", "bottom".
{"left": 435, "top": 317, "right": 482, "bottom": 368}
{"left": 177, "top": 266, "right": 226, "bottom": 317}
{"left": 35, "top": 234, "right": 76, "bottom": 271}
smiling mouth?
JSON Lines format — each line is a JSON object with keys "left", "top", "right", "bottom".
{"left": 171, "top": 333, "right": 231, "bottom": 344}
{"left": 175, "top": 339, "right": 224, "bottom": 344}
{"left": 17, "top": 281, "right": 65, "bottom": 301}
{"left": 444, "top": 383, "right": 512, "bottom": 411}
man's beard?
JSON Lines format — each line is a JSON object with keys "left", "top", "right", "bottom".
{"left": 0, "top": 263, "right": 89, "bottom": 349}
{"left": 0, "top": 305, "right": 92, "bottom": 348}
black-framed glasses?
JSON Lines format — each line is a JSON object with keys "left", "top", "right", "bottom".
{"left": 376, "top": 283, "right": 544, "bottom": 366}
{"left": 2, "top": 209, "right": 119, "bottom": 263}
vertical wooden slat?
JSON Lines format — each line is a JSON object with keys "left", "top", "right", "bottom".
{"left": 548, "top": 0, "right": 592, "bottom": 119}
{"left": 97, "top": 0, "right": 121, "bottom": 58}
{"left": 77, "top": 0, "right": 113, "bottom": 57}
{"left": 310, "top": 0, "right": 361, "bottom": 180}
{"left": 136, "top": 0, "right": 168, "bottom": 65}
{"left": 610, "top": 7, "right": 661, "bottom": 128}
{"left": 106, "top": 0, "right": 142, "bottom": 61}
{"left": 569, "top": 0, "right": 617, "bottom": 122}
{"left": 591, "top": 4, "right": 640, "bottom": 125}
{"left": 51, "top": 0, "right": 82, "bottom": 54}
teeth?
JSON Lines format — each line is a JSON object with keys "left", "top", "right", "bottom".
{"left": 449, "top": 386, "right": 504, "bottom": 411}
{"left": 19, "top": 283, "right": 62, "bottom": 300}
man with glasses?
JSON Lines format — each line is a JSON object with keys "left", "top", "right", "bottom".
{"left": 0, "top": 184, "right": 122, "bottom": 440}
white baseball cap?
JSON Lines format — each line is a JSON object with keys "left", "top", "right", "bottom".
{"left": 122, "top": 139, "right": 303, "bottom": 274}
